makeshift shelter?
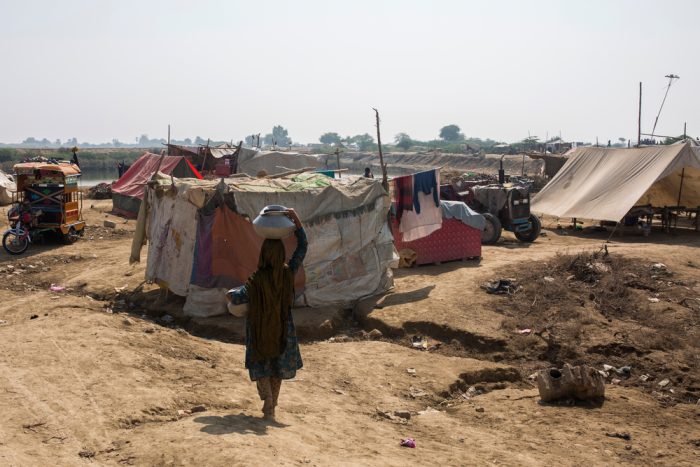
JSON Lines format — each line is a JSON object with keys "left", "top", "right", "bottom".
{"left": 237, "top": 150, "right": 320, "bottom": 176}
{"left": 130, "top": 172, "right": 396, "bottom": 316}
{"left": 167, "top": 143, "right": 246, "bottom": 173}
{"left": 112, "top": 153, "right": 202, "bottom": 218}
{"left": 391, "top": 170, "right": 484, "bottom": 265}
{"left": 0, "top": 170, "right": 16, "bottom": 205}
{"left": 531, "top": 142, "right": 700, "bottom": 221}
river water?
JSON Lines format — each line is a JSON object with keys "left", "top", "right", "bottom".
{"left": 78, "top": 169, "right": 118, "bottom": 187}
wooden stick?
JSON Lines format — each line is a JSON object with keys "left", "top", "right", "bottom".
{"left": 372, "top": 108, "right": 389, "bottom": 191}
{"left": 335, "top": 147, "right": 341, "bottom": 178}
{"left": 267, "top": 167, "right": 316, "bottom": 178}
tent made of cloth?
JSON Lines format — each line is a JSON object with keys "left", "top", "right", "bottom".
{"left": 112, "top": 152, "right": 202, "bottom": 218}
{"left": 531, "top": 142, "right": 700, "bottom": 221}
{"left": 237, "top": 150, "right": 320, "bottom": 176}
{"left": 0, "top": 170, "right": 16, "bottom": 205}
{"left": 131, "top": 172, "right": 396, "bottom": 315}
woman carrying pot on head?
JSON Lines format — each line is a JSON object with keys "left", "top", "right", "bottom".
{"left": 227, "top": 208, "right": 307, "bottom": 420}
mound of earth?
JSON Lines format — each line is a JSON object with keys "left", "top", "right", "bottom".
{"left": 486, "top": 250, "right": 700, "bottom": 406}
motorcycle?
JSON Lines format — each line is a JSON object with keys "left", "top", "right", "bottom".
{"left": 2, "top": 203, "right": 40, "bottom": 255}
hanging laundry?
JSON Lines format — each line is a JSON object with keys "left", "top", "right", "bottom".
{"left": 393, "top": 175, "right": 414, "bottom": 221}
{"left": 400, "top": 188, "right": 443, "bottom": 241}
{"left": 413, "top": 170, "right": 439, "bottom": 214}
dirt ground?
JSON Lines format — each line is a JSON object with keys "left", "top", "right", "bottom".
{"left": 0, "top": 200, "right": 698, "bottom": 466}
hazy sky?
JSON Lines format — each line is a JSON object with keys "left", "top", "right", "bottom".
{"left": 1, "top": 0, "right": 698, "bottom": 145}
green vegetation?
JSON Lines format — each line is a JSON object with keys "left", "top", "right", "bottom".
{"left": 439, "top": 124, "right": 463, "bottom": 141}
{"left": 394, "top": 133, "right": 412, "bottom": 150}
{"left": 319, "top": 132, "right": 342, "bottom": 145}
{"left": 0, "top": 148, "right": 149, "bottom": 172}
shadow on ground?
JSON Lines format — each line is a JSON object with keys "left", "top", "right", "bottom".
{"left": 194, "top": 413, "right": 289, "bottom": 436}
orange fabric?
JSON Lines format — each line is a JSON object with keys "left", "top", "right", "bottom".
{"left": 211, "top": 207, "right": 305, "bottom": 290}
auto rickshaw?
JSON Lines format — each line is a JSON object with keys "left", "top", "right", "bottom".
{"left": 3, "top": 160, "right": 85, "bottom": 254}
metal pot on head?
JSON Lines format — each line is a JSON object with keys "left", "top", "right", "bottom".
{"left": 252, "top": 205, "right": 295, "bottom": 239}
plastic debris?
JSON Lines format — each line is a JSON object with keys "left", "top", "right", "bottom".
{"left": 648, "top": 297, "right": 660, "bottom": 303}
{"left": 406, "top": 368, "right": 416, "bottom": 375}
{"left": 481, "top": 279, "right": 520, "bottom": 295}
{"left": 606, "top": 432, "right": 631, "bottom": 441}
{"left": 657, "top": 378, "right": 670, "bottom": 388}
{"left": 400, "top": 438, "right": 416, "bottom": 448}
{"left": 411, "top": 335, "right": 428, "bottom": 349}
{"left": 516, "top": 328, "right": 532, "bottom": 335}
{"left": 50, "top": 284, "right": 66, "bottom": 292}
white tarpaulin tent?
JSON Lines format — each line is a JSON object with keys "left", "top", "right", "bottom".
{"left": 531, "top": 141, "right": 700, "bottom": 221}
{"left": 238, "top": 150, "right": 320, "bottom": 176}
{"left": 0, "top": 170, "right": 15, "bottom": 205}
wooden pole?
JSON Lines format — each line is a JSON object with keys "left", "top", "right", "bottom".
{"left": 372, "top": 108, "right": 388, "bottom": 190}
{"left": 683, "top": 122, "right": 687, "bottom": 139}
{"left": 232, "top": 140, "right": 243, "bottom": 174}
{"left": 677, "top": 168, "right": 685, "bottom": 207}
{"left": 637, "top": 82, "right": 642, "bottom": 147}
{"left": 201, "top": 138, "right": 210, "bottom": 175}
{"left": 335, "top": 147, "right": 341, "bottom": 178}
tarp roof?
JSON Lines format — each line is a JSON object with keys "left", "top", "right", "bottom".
{"left": 112, "top": 152, "right": 202, "bottom": 199}
{"left": 13, "top": 161, "right": 81, "bottom": 176}
{"left": 148, "top": 171, "right": 386, "bottom": 225}
{"left": 531, "top": 142, "right": 700, "bottom": 221}
{"left": 237, "top": 150, "right": 320, "bottom": 176}
{"left": 208, "top": 143, "right": 240, "bottom": 159}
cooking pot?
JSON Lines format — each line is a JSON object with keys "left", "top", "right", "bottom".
{"left": 252, "top": 205, "right": 295, "bottom": 239}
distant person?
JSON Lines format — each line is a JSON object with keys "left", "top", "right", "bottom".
{"left": 363, "top": 167, "right": 374, "bottom": 178}
{"left": 227, "top": 209, "right": 306, "bottom": 420}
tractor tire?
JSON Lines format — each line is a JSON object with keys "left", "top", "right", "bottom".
{"left": 514, "top": 214, "right": 542, "bottom": 243}
{"left": 481, "top": 213, "right": 502, "bottom": 245}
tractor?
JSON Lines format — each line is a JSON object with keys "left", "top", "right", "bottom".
{"left": 440, "top": 158, "right": 541, "bottom": 244}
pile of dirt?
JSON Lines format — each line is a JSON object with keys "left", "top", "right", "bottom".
{"left": 488, "top": 249, "right": 700, "bottom": 405}
{"left": 87, "top": 182, "right": 112, "bottom": 199}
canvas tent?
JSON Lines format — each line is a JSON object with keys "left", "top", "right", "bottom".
{"left": 0, "top": 170, "right": 16, "bottom": 205}
{"left": 130, "top": 172, "right": 396, "bottom": 316}
{"left": 531, "top": 141, "right": 700, "bottom": 221}
{"left": 237, "top": 150, "right": 320, "bottom": 176}
{"left": 112, "top": 152, "right": 202, "bottom": 218}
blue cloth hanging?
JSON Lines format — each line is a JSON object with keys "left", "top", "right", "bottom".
{"left": 413, "top": 170, "right": 439, "bottom": 214}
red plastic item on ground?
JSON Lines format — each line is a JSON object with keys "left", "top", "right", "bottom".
{"left": 391, "top": 216, "right": 481, "bottom": 265}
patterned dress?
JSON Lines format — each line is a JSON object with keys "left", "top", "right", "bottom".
{"left": 227, "top": 228, "right": 307, "bottom": 381}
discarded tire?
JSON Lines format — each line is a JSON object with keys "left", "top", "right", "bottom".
{"left": 536, "top": 363, "right": 605, "bottom": 402}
